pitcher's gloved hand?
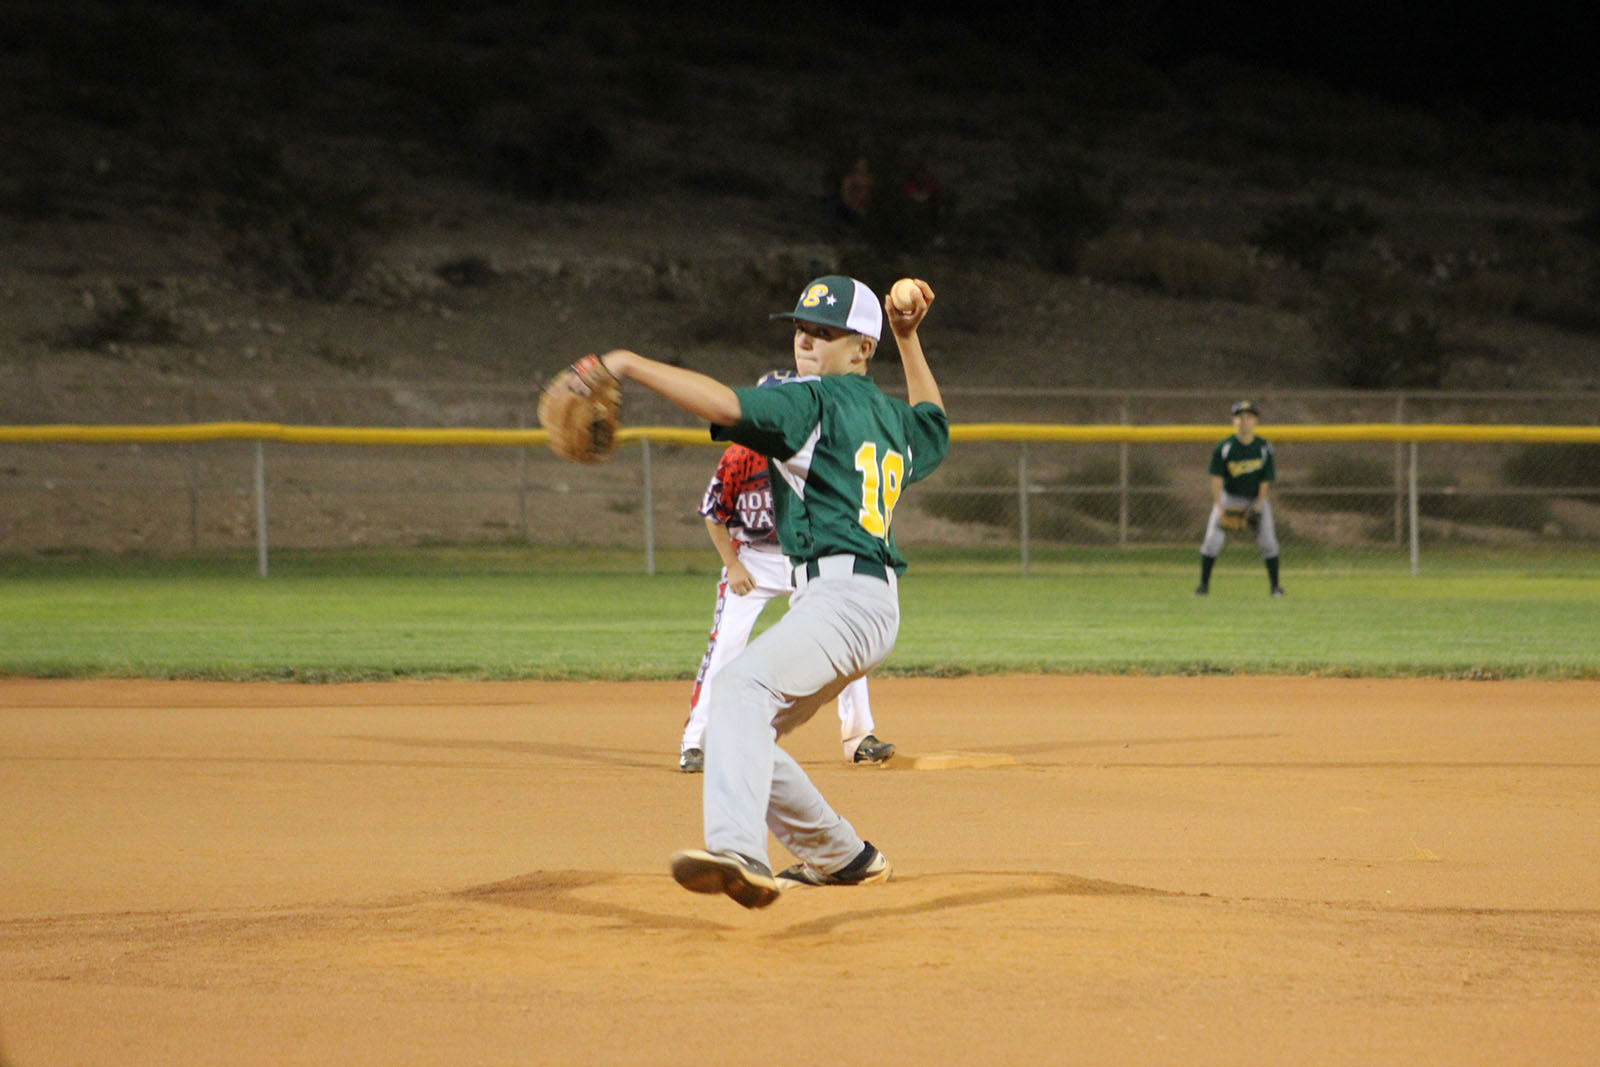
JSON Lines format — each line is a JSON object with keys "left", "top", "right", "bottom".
{"left": 538, "top": 354, "right": 622, "bottom": 464}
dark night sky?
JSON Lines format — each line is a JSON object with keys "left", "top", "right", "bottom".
{"left": 1157, "top": 2, "right": 1596, "bottom": 124}
{"left": 6, "top": 1, "right": 1594, "bottom": 138}
{"left": 837, "top": 0, "right": 1597, "bottom": 126}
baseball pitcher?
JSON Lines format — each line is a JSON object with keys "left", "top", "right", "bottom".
{"left": 564, "top": 273, "right": 947, "bottom": 908}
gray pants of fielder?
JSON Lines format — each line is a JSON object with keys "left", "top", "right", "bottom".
{"left": 1201, "top": 492, "right": 1280, "bottom": 557}
{"left": 700, "top": 556, "right": 899, "bottom": 873}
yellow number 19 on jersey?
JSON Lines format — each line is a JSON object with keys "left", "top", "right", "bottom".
{"left": 854, "top": 442, "right": 904, "bottom": 539}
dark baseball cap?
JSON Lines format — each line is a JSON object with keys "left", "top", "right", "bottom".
{"left": 1231, "top": 400, "right": 1260, "bottom": 416}
{"left": 770, "top": 275, "right": 882, "bottom": 341}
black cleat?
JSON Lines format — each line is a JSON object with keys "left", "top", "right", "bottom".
{"left": 670, "top": 849, "right": 780, "bottom": 909}
{"left": 852, "top": 735, "right": 896, "bottom": 764}
{"left": 677, "top": 747, "right": 704, "bottom": 773}
{"left": 777, "top": 842, "right": 893, "bottom": 887}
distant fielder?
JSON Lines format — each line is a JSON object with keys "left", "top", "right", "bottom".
{"left": 678, "top": 370, "right": 894, "bottom": 773}
{"left": 1196, "top": 399, "right": 1284, "bottom": 597}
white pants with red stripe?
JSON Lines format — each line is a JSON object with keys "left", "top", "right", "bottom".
{"left": 682, "top": 543, "right": 874, "bottom": 760}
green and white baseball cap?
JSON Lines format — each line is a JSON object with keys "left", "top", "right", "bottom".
{"left": 770, "top": 275, "right": 882, "bottom": 341}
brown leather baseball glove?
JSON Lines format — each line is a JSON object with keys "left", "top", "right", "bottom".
{"left": 538, "top": 354, "right": 622, "bottom": 464}
{"left": 1218, "top": 506, "right": 1258, "bottom": 532}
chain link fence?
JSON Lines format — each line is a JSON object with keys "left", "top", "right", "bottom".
{"left": 3, "top": 381, "right": 1598, "bottom": 569}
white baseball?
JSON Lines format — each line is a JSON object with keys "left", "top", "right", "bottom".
{"left": 890, "top": 278, "right": 922, "bottom": 312}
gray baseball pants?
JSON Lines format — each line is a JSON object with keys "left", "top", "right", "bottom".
{"left": 700, "top": 554, "right": 899, "bottom": 873}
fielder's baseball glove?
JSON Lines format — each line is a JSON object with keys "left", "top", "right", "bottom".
{"left": 1218, "top": 506, "right": 1259, "bottom": 533}
{"left": 538, "top": 354, "right": 622, "bottom": 464}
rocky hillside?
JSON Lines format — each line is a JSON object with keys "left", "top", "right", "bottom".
{"left": 3, "top": 1, "right": 1597, "bottom": 427}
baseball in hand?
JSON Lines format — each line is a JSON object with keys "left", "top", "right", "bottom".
{"left": 890, "top": 278, "right": 923, "bottom": 312}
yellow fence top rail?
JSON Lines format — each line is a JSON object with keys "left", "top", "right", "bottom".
{"left": 1, "top": 423, "right": 1599, "bottom": 446}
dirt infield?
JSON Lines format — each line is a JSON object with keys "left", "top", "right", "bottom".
{"left": 2, "top": 676, "right": 1597, "bottom": 1066}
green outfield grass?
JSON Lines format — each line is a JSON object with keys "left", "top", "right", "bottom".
{"left": 1, "top": 546, "right": 1596, "bottom": 680}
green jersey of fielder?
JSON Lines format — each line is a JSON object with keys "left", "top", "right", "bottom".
{"left": 578, "top": 274, "right": 948, "bottom": 908}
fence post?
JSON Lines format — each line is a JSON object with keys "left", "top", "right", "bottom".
{"left": 1407, "top": 441, "right": 1420, "bottom": 576}
{"left": 254, "top": 440, "right": 269, "bottom": 578}
{"left": 516, "top": 405, "right": 529, "bottom": 542}
{"left": 1118, "top": 397, "right": 1130, "bottom": 548}
{"left": 642, "top": 436, "right": 655, "bottom": 576}
{"left": 1393, "top": 394, "right": 1406, "bottom": 547}
{"left": 187, "top": 378, "right": 199, "bottom": 552}
{"left": 1018, "top": 441, "right": 1030, "bottom": 576}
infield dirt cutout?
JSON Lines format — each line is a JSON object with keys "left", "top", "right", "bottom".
{"left": 2, "top": 675, "right": 1597, "bottom": 1066}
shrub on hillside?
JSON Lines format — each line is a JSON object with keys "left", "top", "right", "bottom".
{"left": 209, "top": 136, "right": 390, "bottom": 301}
{"left": 50, "top": 284, "right": 184, "bottom": 353}
{"left": 1516, "top": 288, "right": 1600, "bottom": 333}
{"left": 1475, "top": 118, "right": 1597, "bottom": 186}
{"left": 676, "top": 167, "right": 773, "bottom": 199}
{"left": 1250, "top": 195, "right": 1381, "bottom": 272}
{"left": 0, "top": 178, "right": 65, "bottom": 222}
{"left": 470, "top": 102, "right": 614, "bottom": 200}
{"left": 1005, "top": 175, "right": 1120, "bottom": 273}
{"left": 1570, "top": 203, "right": 1600, "bottom": 245}
{"left": 1442, "top": 268, "right": 1600, "bottom": 334}
{"left": 1314, "top": 274, "right": 1452, "bottom": 388}
{"left": 1080, "top": 231, "right": 1265, "bottom": 302}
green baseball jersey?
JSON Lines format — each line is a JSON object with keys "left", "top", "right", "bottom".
{"left": 1209, "top": 434, "right": 1275, "bottom": 497}
{"left": 712, "top": 374, "right": 950, "bottom": 574}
